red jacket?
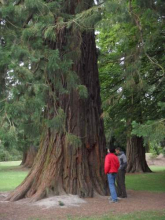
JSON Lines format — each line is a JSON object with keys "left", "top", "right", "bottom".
{"left": 104, "top": 153, "right": 120, "bottom": 174}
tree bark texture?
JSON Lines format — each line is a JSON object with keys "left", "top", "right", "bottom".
{"left": 21, "top": 146, "right": 37, "bottom": 168}
{"left": 7, "top": 1, "right": 108, "bottom": 202}
{"left": 126, "top": 136, "right": 151, "bottom": 173}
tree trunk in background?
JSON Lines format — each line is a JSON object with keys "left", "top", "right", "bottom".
{"left": 126, "top": 136, "right": 151, "bottom": 173}
{"left": 7, "top": 16, "right": 108, "bottom": 202}
{"left": 21, "top": 146, "right": 37, "bottom": 168}
{"left": 21, "top": 151, "right": 27, "bottom": 166}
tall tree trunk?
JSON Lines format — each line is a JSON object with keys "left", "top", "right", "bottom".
{"left": 126, "top": 136, "right": 151, "bottom": 173}
{"left": 7, "top": 29, "right": 108, "bottom": 202}
{"left": 21, "top": 146, "right": 37, "bottom": 168}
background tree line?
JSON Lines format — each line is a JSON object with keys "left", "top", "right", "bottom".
{"left": 97, "top": 0, "right": 165, "bottom": 172}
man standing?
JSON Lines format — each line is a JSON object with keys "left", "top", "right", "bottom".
{"left": 104, "top": 148, "right": 120, "bottom": 203}
{"left": 115, "top": 147, "right": 127, "bottom": 198}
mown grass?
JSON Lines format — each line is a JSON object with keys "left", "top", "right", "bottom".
{"left": 66, "top": 210, "right": 165, "bottom": 220}
{"left": 0, "top": 161, "right": 29, "bottom": 191}
{"left": 0, "top": 161, "right": 21, "bottom": 171}
{"left": 27, "top": 211, "right": 165, "bottom": 220}
{"left": 150, "top": 166, "right": 165, "bottom": 172}
{"left": 0, "top": 162, "right": 165, "bottom": 193}
{"left": 126, "top": 166, "right": 165, "bottom": 192}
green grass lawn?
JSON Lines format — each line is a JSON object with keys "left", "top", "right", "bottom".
{"left": 150, "top": 166, "right": 165, "bottom": 172}
{"left": 0, "top": 161, "right": 29, "bottom": 191}
{"left": 0, "top": 161, "right": 21, "bottom": 171}
{"left": 0, "top": 161, "right": 165, "bottom": 192}
{"left": 126, "top": 166, "right": 165, "bottom": 192}
{"left": 66, "top": 211, "right": 165, "bottom": 220}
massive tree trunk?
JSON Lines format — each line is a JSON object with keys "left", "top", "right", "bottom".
{"left": 21, "top": 146, "right": 37, "bottom": 168}
{"left": 7, "top": 1, "right": 108, "bottom": 202}
{"left": 126, "top": 136, "right": 151, "bottom": 173}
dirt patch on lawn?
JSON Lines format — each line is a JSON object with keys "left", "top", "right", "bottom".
{"left": 146, "top": 153, "right": 165, "bottom": 166}
{"left": 0, "top": 190, "right": 165, "bottom": 220}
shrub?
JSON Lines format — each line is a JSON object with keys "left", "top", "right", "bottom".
{"left": 0, "top": 146, "right": 22, "bottom": 161}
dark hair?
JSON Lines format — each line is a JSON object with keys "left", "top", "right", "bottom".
{"left": 110, "top": 148, "right": 115, "bottom": 153}
{"left": 115, "top": 147, "right": 121, "bottom": 151}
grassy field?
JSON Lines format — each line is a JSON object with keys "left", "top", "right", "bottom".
{"left": 126, "top": 167, "right": 165, "bottom": 192}
{"left": 0, "top": 161, "right": 165, "bottom": 192}
{"left": 67, "top": 211, "right": 165, "bottom": 220}
{"left": 150, "top": 166, "right": 165, "bottom": 172}
{"left": 0, "top": 161, "right": 21, "bottom": 171}
{"left": 0, "top": 161, "right": 28, "bottom": 191}
{"left": 27, "top": 211, "right": 165, "bottom": 220}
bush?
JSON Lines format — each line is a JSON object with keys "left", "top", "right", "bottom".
{"left": 0, "top": 146, "right": 22, "bottom": 162}
{"left": 150, "top": 143, "right": 165, "bottom": 156}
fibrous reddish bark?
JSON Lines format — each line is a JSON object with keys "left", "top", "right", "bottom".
{"left": 126, "top": 136, "right": 151, "bottom": 173}
{"left": 21, "top": 146, "right": 37, "bottom": 168}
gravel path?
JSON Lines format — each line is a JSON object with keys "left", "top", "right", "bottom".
{"left": 0, "top": 190, "right": 165, "bottom": 220}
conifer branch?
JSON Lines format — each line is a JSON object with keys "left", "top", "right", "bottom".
{"left": 145, "top": 119, "right": 165, "bottom": 127}
{"left": 128, "top": 0, "right": 165, "bottom": 76}
{"left": 0, "top": 98, "right": 7, "bottom": 103}
{"left": 6, "top": 19, "right": 21, "bottom": 29}
{"left": 32, "top": 63, "right": 40, "bottom": 75}
{"left": 96, "top": 1, "right": 105, "bottom": 7}
{"left": 0, "top": 0, "right": 8, "bottom": 5}
{"left": 14, "top": 0, "right": 22, "bottom": 6}
{"left": 55, "top": 4, "right": 103, "bottom": 32}
{"left": 0, "top": 107, "right": 4, "bottom": 114}
{"left": 5, "top": 112, "right": 12, "bottom": 127}
{"left": 23, "top": 13, "right": 33, "bottom": 28}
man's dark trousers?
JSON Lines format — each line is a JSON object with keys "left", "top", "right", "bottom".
{"left": 116, "top": 169, "right": 127, "bottom": 198}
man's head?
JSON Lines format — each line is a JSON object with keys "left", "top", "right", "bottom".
{"left": 109, "top": 148, "right": 115, "bottom": 153}
{"left": 115, "top": 147, "right": 121, "bottom": 155}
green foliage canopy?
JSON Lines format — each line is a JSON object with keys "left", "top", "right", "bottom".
{"left": 97, "top": 0, "right": 165, "bottom": 147}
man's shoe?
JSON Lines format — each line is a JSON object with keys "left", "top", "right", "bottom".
{"left": 109, "top": 196, "right": 121, "bottom": 201}
{"left": 118, "top": 195, "right": 127, "bottom": 198}
{"left": 109, "top": 200, "right": 118, "bottom": 203}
